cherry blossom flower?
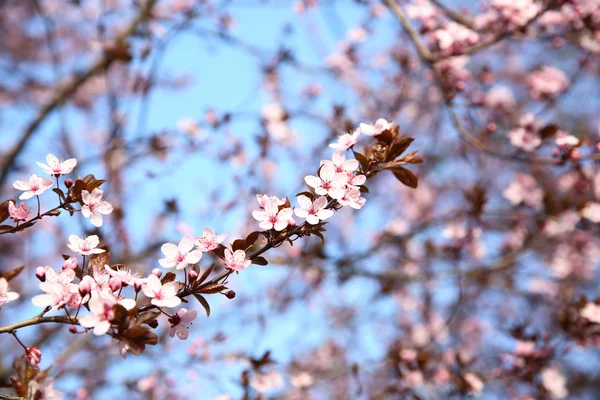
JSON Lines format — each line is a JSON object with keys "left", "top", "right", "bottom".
{"left": 463, "top": 372, "right": 484, "bottom": 397}
{"left": 507, "top": 113, "right": 542, "bottom": 152}
{"left": 252, "top": 199, "right": 294, "bottom": 231}
{"left": 433, "top": 23, "right": 479, "bottom": 54}
{"left": 224, "top": 248, "right": 251, "bottom": 271}
{"left": 31, "top": 269, "right": 81, "bottom": 310}
{"left": 36, "top": 153, "right": 77, "bottom": 176}
{"left": 581, "top": 302, "right": 600, "bottom": 324}
{"left": 195, "top": 228, "right": 227, "bottom": 252}
{"left": 555, "top": 131, "right": 579, "bottom": 147}
{"left": 24, "top": 347, "right": 42, "bottom": 366}
{"left": 338, "top": 189, "right": 366, "bottom": 209}
{"left": 541, "top": 367, "right": 568, "bottom": 399}
{"left": 168, "top": 308, "right": 197, "bottom": 340}
{"left": 581, "top": 202, "right": 600, "bottom": 223}
{"left": 142, "top": 274, "right": 181, "bottom": 307}
{"left": 320, "top": 150, "right": 359, "bottom": 174}
{"left": 0, "top": 277, "right": 19, "bottom": 306}
{"left": 491, "top": 0, "right": 540, "bottom": 26}
{"left": 304, "top": 163, "right": 347, "bottom": 199}
{"left": 359, "top": 118, "right": 394, "bottom": 136}
{"left": 81, "top": 188, "right": 113, "bottom": 227}
{"left": 67, "top": 234, "right": 105, "bottom": 256}
{"left": 527, "top": 66, "right": 569, "bottom": 99}
{"left": 503, "top": 173, "right": 544, "bottom": 210}
{"left": 105, "top": 264, "right": 141, "bottom": 287}
{"left": 329, "top": 128, "right": 360, "bottom": 150}
{"left": 294, "top": 195, "right": 334, "bottom": 224}
{"left": 484, "top": 85, "right": 515, "bottom": 111}
{"left": 12, "top": 174, "right": 54, "bottom": 200}
{"left": 345, "top": 172, "right": 366, "bottom": 189}
{"left": 29, "top": 378, "right": 62, "bottom": 400}
{"left": 79, "top": 290, "right": 130, "bottom": 335}
{"left": 8, "top": 201, "right": 31, "bottom": 222}
{"left": 177, "top": 117, "right": 202, "bottom": 137}
{"left": 544, "top": 211, "right": 580, "bottom": 237}
{"left": 159, "top": 236, "right": 202, "bottom": 269}
{"left": 256, "top": 194, "right": 286, "bottom": 208}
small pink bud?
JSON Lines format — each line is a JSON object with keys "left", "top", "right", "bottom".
{"left": 148, "top": 319, "right": 159, "bottom": 329}
{"left": 188, "top": 269, "right": 198, "bottom": 281}
{"left": 570, "top": 148, "right": 581, "bottom": 161}
{"left": 225, "top": 290, "right": 236, "bottom": 299}
{"left": 487, "top": 123, "right": 497, "bottom": 132}
{"left": 62, "top": 257, "right": 78, "bottom": 270}
{"left": 79, "top": 276, "right": 93, "bottom": 297}
{"left": 64, "top": 178, "right": 73, "bottom": 189}
{"left": 152, "top": 268, "right": 162, "bottom": 278}
{"left": 35, "top": 267, "right": 46, "bottom": 282}
{"left": 133, "top": 279, "right": 143, "bottom": 293}
{"left": 109, "top": 277, "right": 122, "bottom": 292}
{"left": 552, "top": 148, "right": 560, "bottom": 157}
{"left": 69, "top": 326, "right": 78, "bottom": 334}
{"left": 24, "top": 347, "right": 42, "bottom": 366}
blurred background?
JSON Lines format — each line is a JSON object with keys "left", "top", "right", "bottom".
{"left": 1, "top": 0, "right": 600, "bottom": 398}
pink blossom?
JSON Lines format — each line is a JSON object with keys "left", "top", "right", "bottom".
{"left": 105, "top": 264, "right": 141, "bottom": 287}
{"left": 544, "top": 211, "right": 580, "bottom": 237}
{"left": 195, "top": 228, "right": 227, "bottom": 252}
{"left": 142, "top": 274, "right": 181, "bottom": 308}
{"left": 79, "top": 290, "right": 134, "bottom": 335}
{"left": 224, "top": 248, "right": 251, "bottom": 271}
{"left": 541, "top": 367, "right": 568, "bottom": 399}
{"left": 433, "top": 23, "right": 479, "bottom": 54}
{"left": 581, "top": 302, "right": 600, "bottom": 324}
{"left": 359, "top": 118, "right": 394, "bottom": 136}
{"left": 304, "top": 163, "right": 347, "bottom": 199}
{"left": 62, "top": 257, "right": 78, "bottom": 270}
{"left": 464, "top": 372, "right": 484, "bottom": 397}
{"left": 338, "top": 189, "right": 366, "bottom": 209}
{"left": 527, "top": 66, "right": 569, "bottom": 99}
{"left": 555, "top": 131, "right": 579, "bottom": 147}
{"left": 36, "top": 153, "right": 77, "bottom": 176}
{"left": 491, "top": 0, "right": 540, "bottom": 27}
{"left": 581, "top": 202, "right": 600, "bottom": 223}
{"left": 0, "top": 277, "right": 19, "bottom": 306}
{"left": 329, "top": 128, "right": 360, "bottom": 150}
{"left": 294, "top": 195, "right": 334, "bottom": 225}
{"left": 507, "top": 113, "right": 542, "bottom": 152}
{"left": 177, "top": 118, "right": 202, "bottom": 137}
{"left": 256, "top": 194, "right": 286, "bottom": 208}
{"left": 168, "top": 308, "right": 197, "bottom": 340}
{"left": 252, "top": 199, "right": 294, "bottom": 231}
{"left": 12, "top": 174, "right": 54, "bottom": 200}
{"left": 159, "top": 236, "right": 202, "bottom": 270}
{"left": 24, "top": 347, "right": 42, "bottom": 366}
{"left": 31, "top": 268, "right": 81, "bottom": 310}
{"left": 8, "top": 201, "right": 31, "bottom": 222}
{"left": 28, "top": 378, "right": 62, "bottom": 400}
{"left": 484, "top": 85, "right": 515, "bottom": 110}
{"left": 345, "top": 172, "right": 366, "bottom": 189}
{"left": 320, "top": 150, "right": 359, "bottom": 174}
{"left": 81, "top": 188, "right": 113, "bottom": 227}
{"left": 503, "top": 173, "right": 544, "bottom": 210}
{"left": 67, "top": 234, "right": 105, "bottom": 256}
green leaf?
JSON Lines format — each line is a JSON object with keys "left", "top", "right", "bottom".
{"left": 193, "top": 294, "right": 211, "bottom": 317}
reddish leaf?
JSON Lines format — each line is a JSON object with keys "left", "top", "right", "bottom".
{"left": 391, "top": 167, "right": 418, "bottom": 189}
{"left": 251, "top": 256, "right": 268, "bottom": 266}
{"left": 193, "top": 294, "right": 211, "bottom": 317}
{"left": 199, "top": 284, "right": 226, "bottom": 294}
{"left": 0, "top": 265, "right": 24, "bottom": 282}
{"left": 386, "top": 135, "right": 414, "bottom": 162}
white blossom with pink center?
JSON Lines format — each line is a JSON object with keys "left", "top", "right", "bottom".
{"left": 67, "top": 234, "right": 105, "bottom": 256}
{"left": 503, "top": 173, "right": 544, "bottom": 210}
{"left": 224, "top": 248, "right": 251, "bottom": 271}
{"left": 142, "top": 274, "right": 181, "bottom": 308}
{"left": 79, "top": 290, "right": 135, "bottom": 335}
{"left": 527, "top": 66, "right": 569, "bottom": 99}
{"left": 252, "top": 199, "right": 294, "bottom": 231}
{"left": 168, "top": 308, "right": 197, "bottom": 340}
{"left": 338, "top": 189, "right": 366, "bottom": 210}
{"left": 320, "top": 150, "right": 359, "bottom": 174}
{"left": 159, "top": 236, "right": 202, "bottom": 270}
{"left": 581, "top": 202, "right": 600, "bottom": 223}
{"left": 329, "top": 128, "right": 360, "bottom": 150}
{"left": 13, "top": 174, "right": 54, "bottom": 200}
{"left": 294, "top": 195, "right": 334, "bottom": 225}
{"left": 105, "top": 264, "right": 141, "bottom": 287}
{"left": 359, "top": 118, "right": 394, "bottom": 136}
{"left": 36, "top": 153, "right": 77, "bottom": 176}
{"left": 81, "top": 188, "right": 113, "bottom": 227}
{"left": 8, "top": 201, "right": 31, "bottom": 222}
{"left": 0, "top": 277, "right": 19, "bottom": 307}
{"left": 194, "top": 228, "right": 227, "bottom": 252}
{"left": 31, "top": 268, "right": 82, "bottom": 311}
{"left": 304, "top": 163, "right": 347, "bottom": 199}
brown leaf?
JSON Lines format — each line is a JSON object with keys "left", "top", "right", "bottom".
{"left": 199, "top": 284, "right": 226, "bottom": 294}
{"left": 193, "top": 294, "right": 211, "bottom": 317}
{"left": 197, "top": 264, "right": 214, "bottom": 285}
{"left": 0, "top": 200, "right": 13, "bottom": 223}
{"left": 1, "top": 265, "right": 24, "bottom": 282}
{"left": 353, "top": 151, "right": 370, "bottom": 171}
{"left": 161, "top": 272, "right": 177, "bottom": 284}
{"left": 386, "top": 135, "right": 414, "bottom": 162}
{"left": 251, "top": 256, "right": 268, "bottom": 266}
{"left": 88, "top": 247, "right": 110, "bottom": 271}
{"left": 391, "top": 167, "right": 418, "bottom": 189}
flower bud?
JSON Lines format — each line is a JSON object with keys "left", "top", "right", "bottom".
{"left": 24, "top": 347, "right": 42, "bottom": 366}
{"left": 64, "top": 178, "right": 73, "bottom": 189}
{"left": 148, "top": 319, "right": 159, "bottom": 329}
{"left": 570, "top": 148, "right": 581, "bottom": 161}
{"left": 188, "top": 269, "right": 198, "bottom": 281}
{"left": 224, "top": 290, "right": 236, "bottom": 299}
{"left": 133, "top": 279, "right": 143, "bottom": 293}
{"left": 62, "top": 257, "right": 78, "bottom": 270}
{"left": 69, "top": 326, "right": 78, "bottom": 334}
{"left": 79, "top": 276, "right": 93, "bottom": 297}
{"left": 35, "top": 267, "right": 46, "bottom": 282}
{"left": 152, "top": 268, "right": 162, "bottom": 278}
{"left": 109, "top": 277, "right": 122, "bottom": 292}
